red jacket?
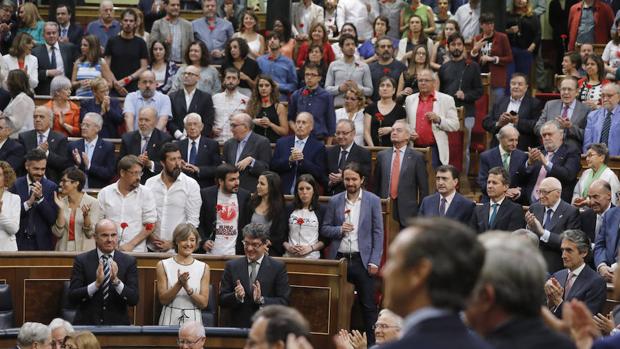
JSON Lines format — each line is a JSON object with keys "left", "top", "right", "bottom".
{"left": 472, "top": 31, "right": 513, "bottom": 89}
{"left": 296, "top": 41, "right": 335, "bottom": 68}
{"left": 567, "top": 0, "right": 614, "bottom": 51}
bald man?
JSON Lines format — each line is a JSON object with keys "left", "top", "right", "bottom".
{"left": 123, "top": 70, "right": 172, "bottom": 131}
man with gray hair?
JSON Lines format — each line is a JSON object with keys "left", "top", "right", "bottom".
{"left": 16, "top": 322, "right": 52, "bottom": 349}
{"left": 177, "top": 320, "right": 205, "bottom": 349}
{"left": 465, "top": 233, "right": 575, "bottom": 348}
{"left": 545, "top": 229, "right": 606, "bottom": 318}
{"left": 0, "top": 116, "right": 25, "bottom": 171}
{"left": 248, "top": 305, "right": 311, "bottom": 349}
{"left": 85, "top": 0, "right": 120, "bottom": 49}
{"left": 32, "top": 21, "right": 77, "bottom": 95}
{"left": 326, "top": 118, "right": 371, "bottom": 195}
{"left": 179, "top": 113, "right": 221, "bottom": 188}
{"left": 583, "top": 77, "right": 620, "bottom": 156}
{"left": 580, "top": 179, "right": 614, "bottom": 245}
{"left": 48, "top": 318, "right": 74, "bottom": 349}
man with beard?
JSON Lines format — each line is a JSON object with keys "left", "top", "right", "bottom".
{"left": 368, "top": 36, "right": 406, "bottom": 102}
{"left": 256, "top": 32, "right": 297, "bottom": 101}
{"left": 105, "top": 8, "right": 148, "bottom": 95}
{"left": 145, "top": 142, "right": 201, "bottom": 252}
{"left": 191, "top": 0, "right": 233, "bottom": 65}
{"left": 583, "top": 83, "right": 620, "bottom": 156}
{"left": 326, "top": 34, "right": 373, "bottom": 107}
{"left": 212, "top": 68, "right": 247, "bottom": 143}
{"left": 150, "top": 0, "right": 193, "bottom": 64}
{"left": 123, "top": 70, "right": 172, "bottom": 132}
{"left": 98, "top": 155, "right": 157, "bottom": 253}
{"left": 86, "top": 0, "right": 120, "bottom": 49}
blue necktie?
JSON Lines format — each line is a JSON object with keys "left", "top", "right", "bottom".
{"left": 543, "top": 208, "right": 553, "bottom": 231}
{"left": 600, "top": 110, "right": 612, "bottom": 145}
{"left": 50, "top": 46, "right": 57, "bottom": 69}
{"left": 189, "top": 141, "right": 197, "bottom": 165}
{"left": 488, "top": 203, "right": 499, "bottom": 227}
{"left": 439, "top": 198, "right": 447, "bottom": 217}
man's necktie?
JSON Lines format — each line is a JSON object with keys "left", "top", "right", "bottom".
{"left": 61, "top": 28, "right": 68, "bottom": 38}
{"left": 532, "top": 152, "right": 553, "bottom": 202}
{"left": 37, "top": 133, "right": 44, "bottom": 146}
{"left": 101, "top": 255, "right": 110, "bottom": 301}
{"left": 488, "top": 203, "right": 499, "bottom": 227}
{"left": 564, "top": 272, "right": 575, "bottom": 300}
{"left": 249, "top": 261, "right": 258, "bottom": 284}
{"left": 561, "top": 104, "right": 569, "bottom": 119}
{"left": 50, "top": 46, "right": 57, "bottom": 69}
{"left": 189, "top": 141, "right": 197, "bottom": 165}
{"left": 600, "top": 110, "right": 612, "bottom": 145}
{"left": 390, "top": 149, "right": 400, "bottom": 199}
{"left": 338, "top": 150, "right": 348, "bottom": 170}
{"left": 543, "top": 208, "right": 553, "bottom": 231}
{"left": 235, "top": 140, "right": 245, "bottom": 163}
{"left": 141, "top": 136, "right": 150, "bottom": 154}
{"left": 502, "top": 152, "right": 510, "bottom": 172}
{"left": 439, "top": 197, "right": 447, "bottom": 216}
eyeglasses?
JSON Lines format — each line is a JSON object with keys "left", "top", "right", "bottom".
{"left": 344, "top": 96, "right": 359, "bottom": 101}
{"left": 177, "top": 337, "right": 204, "bottom": 346}
{"left": 335, "top": 130, "right": 353, "bottom": 136}
{"left": 601, "top": 93, "right": 617, "bottom": 98}
{"left": 229, "top": 123, "right": 243, "bottom": 128}
{"left": 242, "top": 240, "right": 264, "bottom": 249}
{"left": 372, "top": 323, "right": 401, "bottom": 330}
{"left": 536, "top": 189, "right": 559, "bottom": 196}
{"left": 80, "top": 123, "right": 96, "bottom": 129}
{"left": 123, "top": 169, "right": 143, "bottom": 177}
{"left": 183, "top": 72, "right": 200, "bottom": 77}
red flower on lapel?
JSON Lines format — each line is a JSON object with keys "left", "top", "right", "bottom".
{"left": 374, "top": 112, "right": 384, "bottom": 122}
{"left": 302, "top": 89, "right": 310, "bottom": 96}
{"left": 383, "top": 67, "right": 390, "bottom": 75}
{"left": 296, "top": 217, "right": 304, "bottom": 225}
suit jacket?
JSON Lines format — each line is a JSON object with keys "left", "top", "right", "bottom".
{"left": 380, "top": 314, "right": 492, "bottom": 349}
{"left": 405, "top": 91, "right": 460, "bottom": 165}
{"left": 198, "top": 185, "right": 251, "bottom": 254}
{"left": 419, "top": 192, "right": 476, "bottom": 224}
{"left": 68, "top": 249, "right": 139, "bottom": 325}
{"left": 18, "top": 129, "right": 68, "bottom": 183}
{"left": 477, "top": 147, "right": 528, "bottom": 201}
{"left": 594, "top": 206, "right": 620, "bottom": 268}
{"left": 222, "top": 132, "right": 271, "bottom": 193}
{"left": 0, "top": 138, "right": 25, "bottom": 172}
{"left": 219, "top": 255, "right": 290, "bottom": 328}
{"left": 119, "top": 129, "right": 173, "bottom": 183}
{"left": 581, "top": 204, "right": 614, "bottom": 244}
{"left": 271, "top": 135, "right": 327, "bottom": 195}
{"left": 32, "top": 42, "right": 77, "bottom": 95}
{"left": 149, "top": 17, "right": 193, "bottom": 63}
{"left": 524, "top": 143, "right": 581, "bottom": 204}
{"left": 583, "top": 106, "right": 620, "bottom": 156}
{"left": 65, "top": 23, "right": 84, "bottom": 48}
{"left": 168, "top": 88, "right": 214, "bottom": 137}
{"left": 483, "top": 94, "right": 543, "bottom": 151}
{"left": 179, "top": 137, "right": 222, "bottom": 188}
{"left": 551, "top": 265, "right": 606, "bottom": 318}
{"left": 9, "top": 176, "right": 58, "bottom": 251}
{"left": 593, "top": 332, "right": 620, "bottom": 349}
{"left": 486, "top": 317, "right": 577, "bottom": 349}
{"left": 374, "top": 147, "right": 429, "bottom": 227}
{"left": 325, "top": 143, "right": 371, "bottom": 195}
{"left": 470, "top": 198, "right": 525, "bottom": 234}
{"left": 67, "top": 138, "right": 116, "bottom": 189}
{"left": 529, "top": 200, "right": 581, "bottom": 272}
{"left": 321, "top": 190, "right": 384, "bottom": 268}
{"left": 534, "top": 99, "right": 590, "bottom": 150}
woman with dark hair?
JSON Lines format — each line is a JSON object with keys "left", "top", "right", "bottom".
{"left": 432, "top": 19, "right": 460, "bottom": 69}
{"left": 71, "top": 34, "right": 114, "bottom": 97}
{"left": 234, "top": 10, "right": 265, "bottom": 59}
{"left": 399, "top": 0, "right": 435, "bottom": 37}
{"left": 284, "top": 174, "right": 326, "bottom": 259}
{"left": 271, "top": 17, "right": 295, "bottom": 60}
{"left": 246, "top": 74, "right": 288, "bottom": 142}
{"left": 148, "top": 40, "right": 178, "bottom": 94}
{"left": 396, "top": 15, "right": 435, "bottom": 65}
{"left": 1, "top": 32, "right": 38, "bottom": 91}
{"left": 336, "top": 86, "right": 366, "bottom": 146}
{"left": 573, "top": 143, "right": 620, "bottom": 207}
{"left": 505, "top": 0, "right": 540, "bottom": 81}
{"left": 578, "top": 55, "right": 609, "bottom": 108}
{"left": 222, "top": 37, "right": 260, "bottom": 96}
{"left": 1, "top": 69, "right": 34, "bottom": 136}
{"left": 169, "top": 41, "right": 221, "bottom": 95}
{"left": 297, "top": 43, "right": 327, "bottom": 88}
{"left": 332, "top": 22, "right": 361, "bottom": 60}
{"left": 603, "top": 18, "right": 620, "bottom": 80}
{"left": 52, "top": 167, "right": 100, "bottom": 251}
{"left": 396, "top": 44, "right": 432, "bottom": 102}
{"left": 249, "top": 171, "right": 288, "bottom": 256}
{"left": 562, "top": 52, "right": 581, "bottom": 79}
{"left": 296, "top": 23, "right": 335, "bottom": 68}
{"left": 0, "top": 161, "right": 20, "bottom": 252}
{"left": 365, "top": 76, "right": 405, "bottom": 147}
{"left": 358, "top": 16, "right": 398, "bottom": 64}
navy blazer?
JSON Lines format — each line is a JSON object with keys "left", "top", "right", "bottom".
{"left": 594, "top": 206, "right": 620, "bottom": 268}
{"left": 477, "top": 146, "right": 528, "bottom": 201}
{"left": 68, "top": 138, "right": 116, "bottom": 189}
{"left": 168, "top": 88, "right": 214, "bottom": 137}
{"left": 9, "top": 176, "right": 58, "bottom": 250}
{"left": 222, "top": 132, "right": 272, "bottom": 193}
{"left": 119, "top": 129, "right": 173, "bottom": 183}
{"left": 550, "top": 265, "right": 606, "bottom": 318}
{"left": 325, "top": 143, "right": 371, "bottom": 195}
{"left": 483, "top": 93, "right": 543, "bottom": 150}
{"left": 32, "top": 42, "right": 77, "bottom": 95}
{"left": 271, "top": 135, "right": 327, "bottom": 194}
{"left": 419, "top": 192, "right": 476, "bottom": 224}
{"left": 524, "top": 143, "right": 581, "bottom": 204}
{"left": 68, "top": 249, "right": 139, "bottom": 325}
{"left": 486, "top": 317, "right": 576, "bottom": 349}
{"left": 179, "top": 137, "right": 222, "bottom": 188}
{"left": 65, "top": 22, "right": 85, "bottom": 47}
{"left": 470, "top": 198, "right": 525, "bottom": 234}
{"left": 18, "top": 130, "right": 68, "bottom": 183}
{"left": 0, "top": 138, "right": 25, "bottom": 173}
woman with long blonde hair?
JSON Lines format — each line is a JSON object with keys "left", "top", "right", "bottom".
{"left": 16, "top": 3, "right": 44, "bottom": 44}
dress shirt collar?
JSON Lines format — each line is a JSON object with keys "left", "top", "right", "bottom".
{"left": 345, "top": 189, "right": 363, "bottom": 205}
{"left": 85, "top": 136, "right": 98, "bottom": 147}
{"left": 601, "top": 203, "right": 612, "bottom": 217}
{"left": 189, "top": 135, "right": 201, "bottom": 144}
{"left": 563, "top": 99, "right": 577, "bottom": 110}
{"left": 295, "top": 135, "right": 309, "bottom": 143}
{"left": 184, "top": 87, "right": 196, "bottom": 99}
{"left": 546, "top": 198, "right": 561, "bottom": 212}
{"left": 440, "top": 190, "right": 457, "bottom": 205}
{"left": 340, "top": 142, "right": 354, "bottom": 153}
{"left": 240, "top": 131, "right": 251, "bottom": 143}
{"left": 0, "top": 138, "right": 7, "bottom": 150}
{"left": 510, "top": 95, "right": 524, "bottom": 104}
{"left": 97, "top": 248, "right": 115, "bottom": 259}
{"left": 392, "top": 144, "right": 407, "bottom": 153}
{"left": 490, "top": 196, "right": 505, "bottom": 207}
{"left": 570, "top": 261, "right": 586, "bottom": 276}
{"left": 37, "top": 128, "right": 51, "bottom": 139}
{"left": 499, "top": 145, "right": 510, "bottom": 157}
{"left": 45, "top": 42, "right": 60, "bottom": 51}
{"left": 59, "top": 23, "right": 70, "bottom": 31}
{"left": 140, "top": 130, "right": 153, "bottom": 139}
{"left": 248, "top": 253, "right": 265, "bottom": 265}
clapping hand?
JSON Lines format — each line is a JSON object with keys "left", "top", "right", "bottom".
{"left": 177, "top": 269, "right": 190, "bottom": 288}
{"left": 234, "top": 279, "right": 245, "bottom": 301}
{"left": 252, "top": 280, "right": 262, "bottom": 303}
{"left": 544, "top": 277, "right": 564, "bottom": 308}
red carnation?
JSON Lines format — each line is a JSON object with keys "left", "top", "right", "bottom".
{"left": 560, "top": 34, "right": 567, "bottom": 40}
{"left": 145, "top": 223, "right": 155, "bottom": 231}
{"left": 616, "top": 51, "right": 620, "bottom": 58}
{"left": 302, "top": 89, "right": 310, "bottom": 96}
{"left": 120, "top": 222, "right": 128, "bottom": 230}
{"left": 374, "top": 112, "right": 384, "bottom": 122}
{"left": 216, "top": 204, "right": 223, "bottom": 212}
{"left": 296, "top": 217, "right": 304, "bottom": 225}
{"left": 586, "top": 83, "right": 592, "bottom": 89}
{"left": 299, "top": 23, "right": 304, "bottom": 28}
{"left": 383, "top": 67, "right": 390, "bottom": 75}
{"left": 208, "top": 25, "right": 215, "bottom": 31}
{"left": 344, "top": 209, "right": 351, "bottom": 215}
{"left": 261, "top": 96, "right": 270, "bottom": 104}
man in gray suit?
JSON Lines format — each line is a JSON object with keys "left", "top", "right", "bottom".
{"left": 222, "top": 113, "right": 271, "bottom": 193}
{"left": 534, "top": 77, "right": 590, "bottom": 150}
{"left": 374, "top": 119, "right": 429, "bottom": 228}
{"left": 321, "top": 162, "right": 384, "bottom": 345}
{"left": 149, "top": 0, "right": 193, "bottom": 64}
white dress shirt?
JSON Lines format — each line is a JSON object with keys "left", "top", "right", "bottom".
{"left": 212, "top": 89, "right": 247, "bottom": 142}
{"left": 339, "top": 190, "right": 362, "bottom": 253}
{"left": 45, "top": 42, "right": 65, "bottom": 74}
{"left": 540, "top": 199, "right": 562, "bottom": 243}
{"left": 336, "top": 0, "right": 379, "bottom": 41}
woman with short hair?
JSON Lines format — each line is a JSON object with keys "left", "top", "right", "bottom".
{"left": 47, "top": 75, "right": 81, "bottom": 137}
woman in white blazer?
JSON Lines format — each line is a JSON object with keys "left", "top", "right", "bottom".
{"left": 2, "top": 69, "right": 35, "bottom": 138}
{"left": 1, "top": 32, "right": 38, "bottom": 91}
{"left": 0, "top": 161, "right": 21, "bottom": 252}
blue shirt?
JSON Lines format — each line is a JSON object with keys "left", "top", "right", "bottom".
{"left": 288, "top": 86, "right": 336, "bottom": 138}
{"left": 191, "top": 17, "right": 233, "bottom": 52}
{"left": 86, "top": 19, "right": 120, "bottom": 48}
{"left": 257, "top": 54, "right": 298, "bottom": 98}
{"left": 122, "top": 90, "right": 172, "bottom": 130}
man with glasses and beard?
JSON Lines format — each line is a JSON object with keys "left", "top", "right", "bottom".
{"left": 145, "top": 142, "right": 201, "bottom": 252}
{"left": 368, "top": 36, "right": 406, "bottom": 102}
{"left": 123, "top": 70, "right": 172, "bottom": 132}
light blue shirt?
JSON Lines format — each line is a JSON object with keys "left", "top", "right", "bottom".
{"left": 191, "top": 17, "right": 233, "bottom": 52}
{"left": 257, "top": 54, "right": 298, "bottom": 96}
{"left": 123, "top": 90, "right": 172, "bottom": 130}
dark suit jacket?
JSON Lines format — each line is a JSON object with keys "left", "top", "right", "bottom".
{"left": 483, "top": 94, "right": 543, "bottom": 150}
{"left": 9, "top": 176, "right": 58, "bottom": 251}
{"left": 529, "top": 200, "right": 581, "bottom": 272}
{"left": 470, "top": 198, "right": 525, "bottom": 234}
{"left": 374, "top": 147, "right": 429, "bottom": 227}
{"left": 18, "top": 130, "right": 68, "bottom": 183}
{"left": 486, "top": 317, "right": 577, "bottom": 349}
{"left": 524, "top": 143, "right": 581, "bottom": 204}
{"left": 477, "top": 147, "right": 528, "bottom": 201}
{"left": 593, "top": 332, "right": 620, "bottom": 348}
{"left": 119, "top": 129, "right": 173, "bottom": 183}
{"left": 179, "top": 137, "right": 222, "bottom": 188}
{"left": 534, "top": 99, "right": 590, "bottom": 150}
{"left": 594, "top": 206, "right": 620, "bottom": 268}
{"left": 168, "top": 88, "right": 214, "bottom": 137}
{"left": 65, "top": 22, "right": 84, "bottom": 48}
{"left": 219, "top": 255, "right": 290, "bottom": 328}
{"left": 80, "top": 98, "right": 124, "bottom": 139}
{"left": 32, "top": 42, "right": 77, "bottom": 95}
{"left": 551, "top": 265, "right": 606, "bottom": 318}
{"left": 0, "top": 138, "right": 25, "bottom": 172}
{"left": 67, "top": 138, "right": 116, "bottom": 189}
{"left": 325, "top": 143, "right": 371, "bottom": 195}
{"left": 271, "top": 135, "right": 327, "bottom": 195}
{"left": 223, "top": 132, "right": 272, "bottom": 193}
{"left": 198, "top": 185, "right": 251, "bottom": 254}
{"left": 419, "top": 192, "right": 476, "bottom": 225}
{"left": 380, "top": 314, "right": 492, "bottom": 349}
{"left": 68, "top": 249, "right": 139, "bottom": 325}
{"left": 581, "top": 205, "right": 614, "bottom": 244}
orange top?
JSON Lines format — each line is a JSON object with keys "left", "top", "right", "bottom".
{"left": 47, "top": 100, "right": 81, "bottom": 137}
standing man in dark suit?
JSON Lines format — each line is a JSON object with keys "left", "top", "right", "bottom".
{"left": 198, "top": 164, "right": 251, "bottom": 255}
{"left": 56, "top": 4, "right": 83, "bottom": 48}
{"left": 419, "top": 165, "right": 475, "bottom": 224}
{"left": 525, "top": 177, "right": 581, "bottom": 272}
{"left": 219, "top": 223, "right": 290, "bottom": 328}
{"left": 271, "top": 112, "right": 327, "bottom": 194}
{"left": 470, "top": 167, "right": 525, "bottom": 234}
{"left": 483, "top": 73, "right": 542, "bottom": 151}
{"left": 119, "top": 106, "right": 173, "bottom": 184}
{"left": 580, "top": 179, "right": 613, "bottom": 244}
{"left": 326, "top": 119, "right": 371, "bottom": 195}
{"left": 18, "top": 106, "right": 68, "bottom": 183}
{"left": 67, "top": 113, "right": 116, "bottom": 189}
{"left": 321, "top": 163, "right": 383, "bottom": 345}
{"left": 68, "top": 219, "right": 139, "bottom": 325}
{"left": 167, "top": 65, "right": 214, "bottom": 139}
{"left": 382, "top": 217, "right": 490, "bottom": 349}
{"left": 222, "top": 113, "right": 271, "bottom": 193}
{"left": 594, "top": 203, "right": 620, "bottom": 283}
{"left": 0, "top": 116, "right": 25, "bottom": 172}
{"left": 32, "top": 22, "right": 76, "bottom": 96}
{"left": 477, "top": 125, "right": 528, "bottom": 202}
{"left": 179, "top": 113, "right": 221, "bottom": 188}
{"left": 374, "top": 120, "right": 428, "bottom": 228}
{"left": 544, "top": 230, "right": 606, "bottom": 318}
{"left": 9, "top": 149, "right": 58, "bottom": 251}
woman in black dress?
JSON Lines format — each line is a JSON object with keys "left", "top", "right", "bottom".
{"left": 364, "top": 76, "right": 406, "bottom": 147}
{"left": 246, "top": 74, "right": 289, "bottom": 142}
